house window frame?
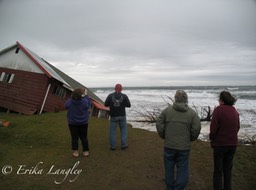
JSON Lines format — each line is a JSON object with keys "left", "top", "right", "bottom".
{"left": 53, "top": 85, "right": 67, "bottom": 98}
{"left": 0, "top": 72, "right": 15, "bottom": 83}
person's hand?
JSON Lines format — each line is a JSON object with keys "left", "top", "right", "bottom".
{"left": 84, "top": 89, "right": 88, "bottom": 96}
{"left": 81, "top": 89, "right": 88, "bottom": 97}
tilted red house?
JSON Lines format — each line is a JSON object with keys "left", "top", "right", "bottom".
{"left": 0, "top": 41, "right": 109, "bottom": 117}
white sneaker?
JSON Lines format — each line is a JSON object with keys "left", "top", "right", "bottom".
{"left": 83, "top": 151, "right": 89, "bottom": 157}
{"left": 73, "top": 151, "right": 79, "bottom": 157}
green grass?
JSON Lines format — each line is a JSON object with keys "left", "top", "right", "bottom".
{"left": 0, "top": 111, "right": 255, "bottom": 190}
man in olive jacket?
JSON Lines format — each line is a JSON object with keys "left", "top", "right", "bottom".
{"left": 156, "top": 90, "right": 201, "bottom": 190}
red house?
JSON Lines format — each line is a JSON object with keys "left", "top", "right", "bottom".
{"left": 0, "top": 41, "right": 109, "bottom": 117}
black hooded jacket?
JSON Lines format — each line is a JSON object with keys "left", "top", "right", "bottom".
{"left": 104, "top": 92, "right": 131, "bottom": 117}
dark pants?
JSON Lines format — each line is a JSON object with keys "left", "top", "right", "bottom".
{"left": 213, "top": 146, "right": 236, "bottom": 190}
{"left": 69, "top": 124, "right": 89, "bottom": 151}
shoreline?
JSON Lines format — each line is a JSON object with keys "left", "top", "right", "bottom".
{"left": 129, "top": 121, "right": 256, "bottom": 145}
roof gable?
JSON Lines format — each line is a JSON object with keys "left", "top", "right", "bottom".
{"left": 0, "top": 41, "right": 71, "bottom": 89}
{"left": 0, "top": 45, "right": 44, "bottom": 73}
{"left": 17, "top": 42, "right": 73, "bottom": 88}
{"left": 16, "top": 42, "right": 52, "bottom": 78}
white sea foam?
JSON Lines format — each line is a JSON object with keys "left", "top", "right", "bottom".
{"left": 93, "top": 86, "right": 256, "bottom": 141}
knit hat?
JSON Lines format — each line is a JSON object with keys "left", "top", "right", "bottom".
{"left": 115, "top": 84, "right": 122, "bottom": 92}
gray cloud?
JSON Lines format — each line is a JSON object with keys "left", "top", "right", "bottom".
{"left": 0, "top": 0, "right": 256, "bottom": 87}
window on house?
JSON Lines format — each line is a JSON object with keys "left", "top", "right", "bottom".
{"left": 53, "top": 85, "right": 67, "bottom": 98}
{"left": 15, "top": 48, "right": 20, "bottom": 54}
{"left": 0, "top": 72, "right": 15, "bottom": 83}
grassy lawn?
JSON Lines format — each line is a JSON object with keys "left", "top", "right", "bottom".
{"left": 0, "top": 111, "right": 255, "bottom": 190}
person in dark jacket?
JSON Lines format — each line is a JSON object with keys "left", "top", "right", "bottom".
{"left": 156, "top": 90, "right": 201, "bottom": 190}
{"left": 104, "top": 84, "right": 131, "bottom": 150}
{"left": 209, "top": 91, "right": 240, "bottom": 190}
{"left": 65, "top": 88, "right": 91, "bottom": 157}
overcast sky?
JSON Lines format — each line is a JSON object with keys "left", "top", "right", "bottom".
{"left": 0, "top": 0, "right": 256, "bottom": 87}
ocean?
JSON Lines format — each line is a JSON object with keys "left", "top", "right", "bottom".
{"left": 91, "top": 86, "right": 256, "bottom": 142}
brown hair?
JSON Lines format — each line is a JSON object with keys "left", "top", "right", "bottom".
{"left": 71, "top": 88, "right": 85, "bottom": 100}
{"left": 219, "top": 91, "right": 237, "bottom": 105}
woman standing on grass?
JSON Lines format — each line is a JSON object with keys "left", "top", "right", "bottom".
{"left": 65, "top": 88, "right": 91, "bottom": 157}
{"left": 209, "top": 91, "right": 240, "bottom": 190}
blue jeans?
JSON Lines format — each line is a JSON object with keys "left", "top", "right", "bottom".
{"left": 109, "top": 116, "right": 128, "bottom": 149}
{"left": 164, "top": 147, "right": 190, "bottom": 190}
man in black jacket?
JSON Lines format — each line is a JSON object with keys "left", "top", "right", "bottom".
{"left": 105, "top": 84, "right": 131, "bottom": 150}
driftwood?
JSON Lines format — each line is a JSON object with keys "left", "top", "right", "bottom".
{"left": 240, "top": 133, "right": 256, "bottom": 145}
{"left": 132, "top": 94, "right": 213, "bottom": 123}
{"left": 131, "top": 106, "right": 161, "bottom": 123}
{"left": 199, "top": 106, "right": 212, "bottom": 121}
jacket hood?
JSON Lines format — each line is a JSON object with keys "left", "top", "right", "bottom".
{"left": 173, "top": 102, "right": 189, "bottom": 112}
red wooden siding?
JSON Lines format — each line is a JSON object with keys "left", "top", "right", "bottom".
{"left": 0, "top": 67, "right": 109, "bottom": 116}
{"left": 0, "top": 68, "right": 49, "bottom": 114}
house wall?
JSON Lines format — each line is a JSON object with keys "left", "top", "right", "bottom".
{"left": 0, "top": 68, "right": 49, "bottom": 114}
{"left": 0, "top": 67, "right": 73, "bottom": 114}
{"left": 0, "top": 66, "right": 107, "bottom": 116}
{"left": 42, "top": 80, "right": 71, "bottom": 113}
{"left": 0, "top": 46, "right": 44, "bottom": 73}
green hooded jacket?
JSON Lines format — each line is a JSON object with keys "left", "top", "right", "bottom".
{"left": 156, "top": 102, "right": 201, "bottom": 150}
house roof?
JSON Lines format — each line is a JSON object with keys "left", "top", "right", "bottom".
{"left": 0, "top": 41, "right": 105, "bottom": 104}
{"left": 43, "top": 58, "right": 104, "bottom": 104}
